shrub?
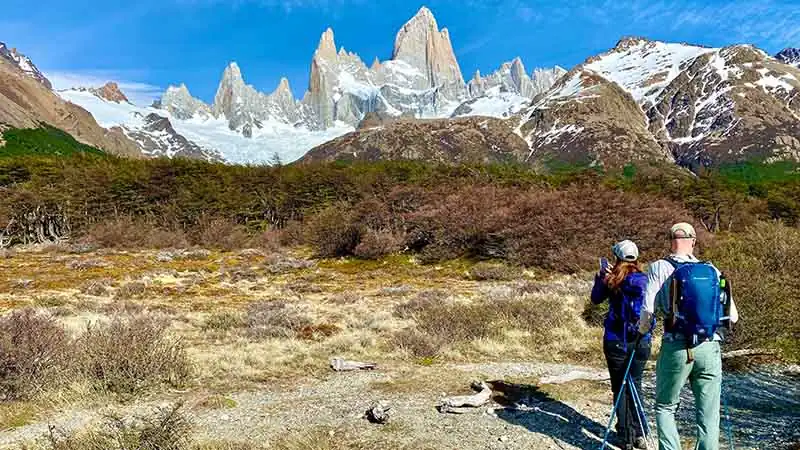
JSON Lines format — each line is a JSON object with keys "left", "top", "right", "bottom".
{"left": 77, "top": 315, "right": 191, "bottom": 396}
{"left": 490, "top": 295, "right": 571, "bottom": 346}
{"left": 83, "top": 217, "right": 188, "bottom": 250}
{"left": 245, "top": 302, "right": 313, "bottom": 339}
{"left": 412, "top": 301, "right": 496, "bottom": 344}
{"left": 353, "top": 229, "right": 403, "bottom": 260}
{"left": 0, "top": 309, "right": 70, "bottom": 400}
{"left": 391, "top": 329, "right": 444, "bottom": 359}
{"left": 193, "top": 218, "right": 250, "bottom": 251}
{"left": 305, "top": 205, "right": 362, "bottom": 258}
{"left": 202, "top": 312, "right": 245, "bottom": 331}
{"left": 705, "top": 222, "right": 800, "bottom": 361}
{"left": 114, "top": 281, "right": 147, "bottom": 300}
{"left": 468, "top": 262, "right": 522, "bottom": 281}
{"left": 80, "top": 279, "right": 113, "bottom": 297}
{"left": 46, "top": 403, "right": 191, "bottom": 450}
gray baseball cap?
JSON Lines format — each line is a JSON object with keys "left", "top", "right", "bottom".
{"left": 612, "top": 240, "right": 639, "bottom": 262}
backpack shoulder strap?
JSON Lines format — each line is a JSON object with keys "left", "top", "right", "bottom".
{"left": 664, "top": 257, "right": 681, "bottom": 269}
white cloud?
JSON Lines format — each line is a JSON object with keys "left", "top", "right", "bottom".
{"left": 46, "top": 71, "right": 163, "bottom": 107}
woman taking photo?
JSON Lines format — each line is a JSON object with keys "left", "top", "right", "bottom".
{"left": 591, "top": 240, "right": 653, "bottom": 450}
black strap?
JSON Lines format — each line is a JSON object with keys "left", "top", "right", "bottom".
{"left": 664, "top": 257, "right": 681, "bottom": 269}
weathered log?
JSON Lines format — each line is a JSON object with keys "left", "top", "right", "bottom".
{"left": 330, "top": 358, "right": 377, "bottom": 372}
{"left": 365, "top": 401, "right": 391, "bottom": 424}
{"left": 722, "top": 349, "right": 779, "bottom": 360}
{"left": 438, "top": 380, "right": 492, "bottom": 413}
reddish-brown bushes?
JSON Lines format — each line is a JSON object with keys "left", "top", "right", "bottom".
{"left": 308, "top": 184, "right": 695, "bottom": 272}
{"left": 82, "top": 217, "right": 189, "bottom": 249}
{"left": 193, "top": 218, "right": 251, "bottom": 251}
{"left": 353, "top": 229, "right": 404, "bottom": 259}
{"left": 0, "top": 309, "right": 70, "bottom": 400}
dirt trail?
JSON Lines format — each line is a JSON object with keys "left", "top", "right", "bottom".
{"left": 3, "top": 362, "right": 796, "bottom": 450}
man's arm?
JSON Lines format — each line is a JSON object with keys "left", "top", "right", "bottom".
{"left": 638, "top": 260, "right": 669, "bottom": 334}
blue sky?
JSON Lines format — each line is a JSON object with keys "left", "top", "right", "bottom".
{"left": 3, "top": 0, "right": 799, "bottom": 105}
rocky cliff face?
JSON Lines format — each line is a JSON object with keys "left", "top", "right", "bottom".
{"left": 391, "top": 6, "right": 465, "bottom": 99}
{"left": 776, "top": 48, "right": 800, "bottom": 67}
{"left": 301, "top": 116, "right": 529, "bottom": 165}
{"left": 514, "top": 38, "right": 800, "bottom": 169}
{"left": 125, "top": 113, "right": 222, "bottom": 161}
{"left": 213, "top": 62, "right": 319, "bottom": 134}
{"left": 0, "top": 42, "right": 52, "bottom": 90}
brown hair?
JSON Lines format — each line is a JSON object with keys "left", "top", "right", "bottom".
{"left": 605, "top": 261, "right": 643, "bottom": 290}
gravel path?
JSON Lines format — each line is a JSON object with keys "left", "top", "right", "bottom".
{"left": 2, "top": 363, "right": 797, "bottom": 449}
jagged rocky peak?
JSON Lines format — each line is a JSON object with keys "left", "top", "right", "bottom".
{"left": 0, "top": 42, "right": 53, "bottom": 89}
{"left": 92, "top": 82, "right": 129, "bottom": 103}
{"left": 316, "top": 28, "right": 338, "bottom": 61}
{"left": 159, "top": 83, "right": 211, "bottom": 120}
{"left": 392, "top": 6, "right": 464, "bottom": 95}
{"left": 213, "top": 61, "right": 247, "bottom": 118}
{"left": 614, "top": 36, "right": 652, "bottom": 51}
{"left": 467, "top": 57, "right": 561, "bottom": 99}
{"left": 776, "top": 48, "right": 800, "bottom": 67}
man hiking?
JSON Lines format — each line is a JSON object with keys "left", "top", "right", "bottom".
{"left": 637, "top": 223, "right": 739, "bottom": 450}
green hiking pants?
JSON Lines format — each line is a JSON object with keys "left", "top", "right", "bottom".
{"left": 655, "top": 339, "right": 722, "bottom": 450}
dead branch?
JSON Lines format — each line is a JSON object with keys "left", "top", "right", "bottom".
{"left": 438, "top": 380, "right": 492, "bottom": 414}
{"left": 330, "top": 358, "right": 377, "bottom": 372}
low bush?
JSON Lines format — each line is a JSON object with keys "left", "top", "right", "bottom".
{"left": 83, "top": 217, "right": 188, "bottom": 250}
{"left": 193, "top": 218, "right": 250, "bottom": 251}
{"left": 77, "top": 315, "right": 191, "bottom": 396}
{"left": 490, "top": 295, "right": 572, "bottom": 347}
{"left": 0, "top": 310, "right": 70, "bottom": 400}
{"left": 412, "top": 301, "right": 496, "bottom": 344}
{"left": 202, "top": 312, "right": 245, "bottom": 331}
{"left": 304, "top": 205, "right": 362, "bottom": 258}
{"left": 353, "top": 229, "right": 404, "bottom": 260}
{"left": 245, "top": 302, "right": 313, "bottom": 339}
{"left": 391, "top": 329, "right": 444, "bottom": 359}
{"left": 705, "top": 222, "right": 800, "bottom": 361}
{"left": 468, "top": 262, "right": 522, "bottom": 281}
{"left": 45, "top": 403, "right": 191, "bottom": 450}
{"left": 114, "top": 281, "right": 147, "bottom": 300}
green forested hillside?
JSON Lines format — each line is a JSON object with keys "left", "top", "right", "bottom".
{"left": 0, "top": 126, "right": 105, "bottom": 157}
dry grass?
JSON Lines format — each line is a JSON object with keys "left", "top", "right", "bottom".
{"left": 44, "top": 403, "right": 191, "bottom": 450}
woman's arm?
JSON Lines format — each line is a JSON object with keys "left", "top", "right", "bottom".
{"left": 590, "top": 274, "right": 610, "bottom": 304}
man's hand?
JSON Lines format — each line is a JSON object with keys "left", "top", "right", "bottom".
{"left": 638, "top": 311, "right": 654, "bottom": 335}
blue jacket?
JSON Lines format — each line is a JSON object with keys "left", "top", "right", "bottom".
{"left": 591, "top": 271, "right": 653, "bottom": 343}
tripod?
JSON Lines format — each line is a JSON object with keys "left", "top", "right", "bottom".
{"left": 599, "top": 338, "right": 655, "bottom": 450}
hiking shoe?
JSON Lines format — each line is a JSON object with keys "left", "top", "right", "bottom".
{"left": 633, "top": 437, "right": 647, "bottom": 449}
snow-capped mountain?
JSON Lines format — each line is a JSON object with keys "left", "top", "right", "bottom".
{"left": 776, "top": 48, "right": 800, "bottom": 67}
{"left": 518, "top": 37, "right": 800, "bottom": 169}
{"left": 0, "top": 42, "right": 52, "bottom": 89}
{"left": 58, "top": 7, "right": 564, "bottom": 164}
{"left": 308, "top": 37, "right": 800, "bottom": 171}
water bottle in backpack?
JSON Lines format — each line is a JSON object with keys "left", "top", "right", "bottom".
{"left": 665, "top": 258, "right": 732, "bottom": 358}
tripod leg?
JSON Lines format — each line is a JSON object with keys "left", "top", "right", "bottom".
{"left": 628, "top": 376, "right": 656, "bottom": 450}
